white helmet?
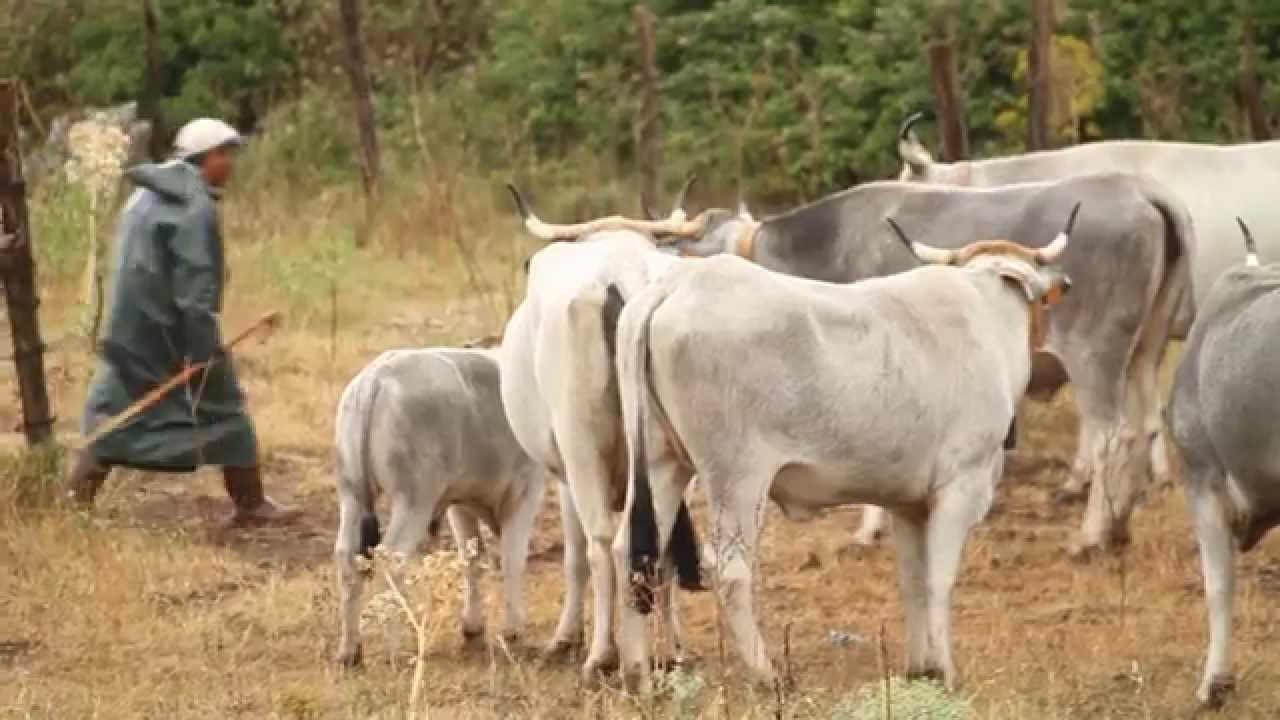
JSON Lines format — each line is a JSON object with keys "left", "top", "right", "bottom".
{"left": 172, "top": 117, "right": 242, "bottom": 159}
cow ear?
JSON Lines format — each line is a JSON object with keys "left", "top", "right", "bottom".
{"left": 997, "top": 267, "right": 1039, "bottom": 303}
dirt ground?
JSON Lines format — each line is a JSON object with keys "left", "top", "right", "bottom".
{"left": 4, "top": 290, "right": 1280, "bottom": 718}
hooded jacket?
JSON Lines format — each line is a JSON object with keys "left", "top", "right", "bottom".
{"left": 82, "top": 160, "right": 257, "bottom": 470}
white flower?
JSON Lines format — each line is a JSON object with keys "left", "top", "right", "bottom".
{"left": 64, "top": 116, "right": 131, "bottom": 199}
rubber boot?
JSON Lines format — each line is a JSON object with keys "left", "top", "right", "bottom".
{"left": 66, "top": 449, "right": 110, "bottom": 510}
{"left": 221, "top": 465, "right": 301, "bottom": 527}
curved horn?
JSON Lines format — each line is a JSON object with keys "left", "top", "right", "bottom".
{"left": 1037, "top": 202, "right": 1080, "bottom": 264}
{"left": 670, "top": 173, "right": 697, "bottom": 221}
{"left": 897, "top": 111, "right": 934, "bottom": 175}
{"left": 506, "top": 181, "right": 707, "bottom": 241}
{"left": 1238, "top": 217, "right": 1260, "bottom": 267}
{"left": 885, "top": 216, "right": 953, "bottom": 265}
{"left": 506, "top": 182, "right": 534, "bottom": 222}
{"left": 898, "top": 111, "right": 926, "bottom": 142}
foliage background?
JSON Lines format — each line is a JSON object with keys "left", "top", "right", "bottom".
{"left": 5, "top": 0, "right": 1280, "bottom": 206}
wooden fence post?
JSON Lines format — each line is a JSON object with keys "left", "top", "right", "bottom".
{"left": 1027, "top": 0, "right": 1054, "bottom": 151}
{"left": 633, "top": 4, "right": 663, "bottom": 212}
{"left": 0, "top": 79, "right": 55, "bottom": 445}
{"left": 927, "top": 36, "right": 969, "bottom": 161}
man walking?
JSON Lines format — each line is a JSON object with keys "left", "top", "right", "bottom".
{"left": 67, "top": 117, "right": 299, "bottom": 527}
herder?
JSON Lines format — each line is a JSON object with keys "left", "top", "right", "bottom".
{"left": 66, "top": 117, "right": 299, "bottom": 527}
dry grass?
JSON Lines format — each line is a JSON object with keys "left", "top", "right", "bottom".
{"left": 4, "top": 166, "right": 1280, "bottom": 718}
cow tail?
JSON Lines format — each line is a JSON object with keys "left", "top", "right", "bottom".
{"left": 339, "top": 365, "right": 384, "bottom": 557}
{"left": 1142, "top": 180, "right": 1195, "bottom": 339}
{"left": 612, "top": 281, "right": 702, "bottom": 616}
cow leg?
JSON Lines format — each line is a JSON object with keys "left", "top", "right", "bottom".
{"left": 1071, "top": 382, "right": 1149, "bottom": 557}
{"left": 852, "top": 505, "right": 889, "bottom": 547}
{"left": 562, "top": 465, "right": 620, "bottom": 681}
{"left": 657, "top": 569, "right": 685, "bottom": 666}
{"left": 547, "top": 485, "right": 589, "bottom": 658}
{"left": 335, "top": 493, "right": 368, "bottom": 668}
{"left": 445, "top": 506, "right": 487, "bottom": 643}
{"left": 493, "top": 480, "right": 544, "bottom": 644}
{"left": 920, "top": 462, "right": 998, "bottom": 686}
{"left": 1055, "top": 415, "right": 1097, "bottom": 504}
{"left": 704, "top": 474, "right": 775, "bottom": 685}
{"left": 890, "top": 508, "right": 930, "bottom": 677}
{"left": 378, "top": 495, "right": 438, "bottom": 664}
{"left": 1186, "top": 469, "right": 1237, "bottom": 707}
{"left": 615, "top": 457, "right": 692, "bottom": 693}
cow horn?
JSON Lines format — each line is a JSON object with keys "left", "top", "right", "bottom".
{"left": 737, "top": 197, "right": 755, "bottom": 223}
{"left": 898, "top": 111, "right": 926, "bottom": 142}
{"left": 1038, "top": 202, "right": 1080, "bottom": 264}
{"left": 505, "top": 181, "right": 706, "bottom": 241}
{"left": 897, "top": 112, "right": 933, "bottom": 175}
{"left": 1238, "top": 217, "right": 1260, "bottom": 267}
{"left": 670, "top": 173, "right": 697, "bottom": 222}
{"left": 885, "top": 216, "right": 953, "bottom": 265}
{"left": 506, "top": 182, "right": 535, "bottom": 222}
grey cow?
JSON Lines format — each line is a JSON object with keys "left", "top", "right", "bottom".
{"left": 1168, "top": 221, "right": 1280, "bottom": 708}
{"left": 896, "top": 113, "right": 1280, "bottom": 331}
{"left": 611, "top": 213, "right": 1076, "bottom": 691}
{"left": 333, "top": 346, "right": 545, "bottom": 668}
{"left": 637, "top": 174, "right": 1192, "bottom": 555}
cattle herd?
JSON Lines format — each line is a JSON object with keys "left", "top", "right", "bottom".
{"left": 331, "top": 116, "right": 1280, "bottom": 709}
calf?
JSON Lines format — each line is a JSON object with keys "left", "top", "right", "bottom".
{"left": 612, "top": 209, "right": 1077, "bottom": 691}
{"left": 1168, "top": 220, "right": 1280, "bottom": 708}
{"left": 333, "top": 347, "right": 545, "bottom": 667}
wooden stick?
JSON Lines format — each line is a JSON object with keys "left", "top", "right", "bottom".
{"left": 77, "top": 311, "right": 281, "bottom": 448}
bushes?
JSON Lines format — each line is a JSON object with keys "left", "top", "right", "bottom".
{"left": 0, "top": 444, "right": 68, "bottom": 511}
{"left": 834, "top": 677, "right": 973, "bottom": 720}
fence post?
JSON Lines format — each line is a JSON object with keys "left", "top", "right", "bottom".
{"left": 0, "top": 79, "right": 55, "bottom": 445}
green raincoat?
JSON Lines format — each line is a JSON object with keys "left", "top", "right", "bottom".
{"left": 82, "top": 160, "right": 258, "bottom": 471}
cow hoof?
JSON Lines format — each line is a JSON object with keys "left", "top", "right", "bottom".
{"left": 621, "top": 663, "right": 650, "bottom": 695}
{"left": 336, "top": 645, "right": 363, "bottom": 670}
{"left": 906, "top": 666, "right": 946, "bottom": 685}
{"left": 1052, "top": 486, "right": 1087, "bottom": 506}
{"left": 1199, "top": 675, "right": 1236, "bottom": 709}
{"left": 581, "top": 651, "right": 620, "bottom": 684}
{"left": 1066, "top": 538, "right": 1100, "bottom": 562}
{"left": 543, "top": 638, "right": 583, "bottom": 663}
{"left": 651, "top": 653, "right": 690, "bottom": 674}
{"left": 496, "top": 628, "right": 522, "bottom": 648}
{"left": 462, "top": 625, "right": 486, "bottom": 645}
{"left": 851, "top": 530, "right": 884, "bottom": 547}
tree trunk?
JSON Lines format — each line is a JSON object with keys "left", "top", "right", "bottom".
{"left": 1238, "top": 7, "right": 1271, "bottom": 141}
{"left": 139, "top": 0, "right": 166, "bottom": 159}
{"left": 1027, "top": 0, "right": 1054, "bottom": 151}
{"left": 337, "top": 0, "right": 381, "bottom": 198}
{"left": 633, "top": 4, "right": 662, "bottom": 212}
{"left": 927, "top": 37, "right": 969, "bottom": 161}
{"left": 0, "top": 79, "right": 55, "bottom": 445}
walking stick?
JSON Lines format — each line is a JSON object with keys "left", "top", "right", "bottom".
{"left": 77, "top": 311, "right": 282, "bottom": 449}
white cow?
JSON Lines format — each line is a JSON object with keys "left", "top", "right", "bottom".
{"left": 333, "top": 345, "right": 545, "bottom": 667}
{"left": 1168, "top": 220, "right": 1280, "bottom": 708}
{"left": 612, "top": 210, "right": 1078, "bottom": 691}
{"left": 499, "top": 184, "right": 704, "bottom": 680}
